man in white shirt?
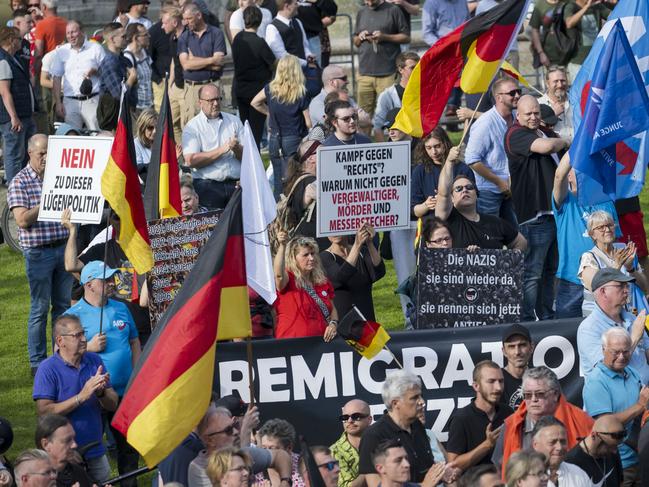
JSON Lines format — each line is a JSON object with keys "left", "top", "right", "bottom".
{"left": 182, "top": 84, "right": 244, "bottom": 211}
{"left": 537, "top": 65, "right": 573, "bottom": 142}
{"left": 51, "top": 20, "right": 105, "bottom": 131}
{"left": 116, "top": 0, "right": 153, "bottom": 30}
{"left": 265, "top": 0, "right": 313, "bottom": 67}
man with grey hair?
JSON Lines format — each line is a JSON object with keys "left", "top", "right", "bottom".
{"left": 491, "top": 366, "right": 593, "bottom": 469}
{"left": 583, "top": 327, "right": 649, "bottom": 485}
{"left": 187, "top": 406, "right": 292, "bottom": 487}
{"left": 578, "top": 267, "right": 649, "bottom": 383}
{"left": 358, "top": 370, "right": 436, "bottom": 487}
{"left": 13, "top": 449, "right": 57, "bottom": 487}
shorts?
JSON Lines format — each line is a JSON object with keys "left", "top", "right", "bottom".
{"left": 617, "top": 210, "right": 648, "bottom": 258}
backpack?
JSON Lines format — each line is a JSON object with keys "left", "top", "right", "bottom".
{"left": 268, "top": 174, "right": 316, "bottom": 255}
{"left": 543, "top": 4, "right": 579, "bottom": 66}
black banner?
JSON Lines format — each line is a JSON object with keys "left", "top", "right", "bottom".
{"left": 214, "top": 319, "right": 582, "bottom": 446}
{"left": 417, "top": 248, "right": 524, "bottom": 328}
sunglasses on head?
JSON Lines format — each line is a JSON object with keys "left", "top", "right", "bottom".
{"left": 318, "top": 461, "right": 339, "bottom": 471}
{"left": 339, "top": 413, "right": 369, "bottom": 422}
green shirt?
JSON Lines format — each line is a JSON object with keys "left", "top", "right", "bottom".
{"left": 564, "top": 1, "right": 609, "bottom": 64}
{"left": 529, "top": 0, "right": 567, "bottom": 65}
{"left": 331, "top": 432, "right": 359, "bottom": 487}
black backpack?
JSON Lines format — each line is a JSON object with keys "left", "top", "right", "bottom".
{"left": 544, "top": 3, "right": 579, "bottom": 65}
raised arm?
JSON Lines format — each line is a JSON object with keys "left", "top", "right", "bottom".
{"left": 434, "top": 146, "right": 462, "bottom": 221}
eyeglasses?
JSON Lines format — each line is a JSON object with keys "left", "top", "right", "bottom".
{"left": 605, "top": 348, "right": 631, "bottom": 356}
{"left": 227, "top": 465, "right": 251, "bottom": 473}
{"left": 453, "top": 183, "right": 475, "bottom": 193}
{"left": 593, "top": 223, "right": 615, "bottom": 232}
{"left": 200, "top": 97, "right": 223, "bottom": 103}
{"left": 60, "top": 331, "right": 85, "bottom": 339}
{"left": 522, "top": 390, "right": 553, "bottom": 401}
{"left": 427, "top": 236, "right": 452, "bottom": 245}
{"left": 207, "top": 424, "right": 236, "bottom": 437}
{"left": 597, "top": 430, "right": 626, "bottom": 441}
{"left": 28, "top": 470, "right": 57, "bottom": 477}
{"left": 497, "top": 89, "right": 522, "bottom": 97}
{"left": 339, "top": 413, "right": 369, "bottom": 422}
{"left": 318, "top": 461, "right": 339, "bottom": 471}
{"left": 336, "top": 114, "right": 358, "bottom": 123}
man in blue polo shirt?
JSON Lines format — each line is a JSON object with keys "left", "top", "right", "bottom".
{"left": 583, "top": 327, "right": 649, "bottom": 485}
{"left": 178, "top": 2, "right": 226, "bottom": 128}
{"left": 33, "top": 314, "right": 118, "bottom": 484}
{"left": 64, "top": 260, "right": 141, "bottom": 486}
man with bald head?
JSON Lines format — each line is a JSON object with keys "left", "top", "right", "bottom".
{"left": 331, "top": 399, "right": 372, "bottom": 487}
{"left": 182, "top": 83, "right": 244, "bottom": 211}
{"left": 504, "top": 94, "right": 570, "bottom": 321}
{"left": 582, "top": 327, "right": 649, "bottom": 485}
{"left": 565, "top": 415, "right": 624, "bottom": 487}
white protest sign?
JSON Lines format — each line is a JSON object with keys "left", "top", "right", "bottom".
{"left": 38, "top": 136, "right": 114, "bottom": 224}
{"left": 316, "top": 141, "right": 410, "bottom": 237}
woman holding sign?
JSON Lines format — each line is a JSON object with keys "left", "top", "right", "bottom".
{"left": 273, "top": 231, "right": 339, "bottom": 340}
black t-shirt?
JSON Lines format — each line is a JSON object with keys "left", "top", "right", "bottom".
{"left": 297, "top": 0, "right": 338, "bottom": 37}
{"left": 148, "top": 21, "right": 171, "bottom": 84}
{"left": 564, "top": 444, "right": 623, "bottom": 487}
{"left": 446, "top": 208, "right": 518, "bottom": 249}
{"left": 232, "top": 31, "right": 275, "bottom": 100}
{"left": 446, "top": 400, "right": 513, "bottom": 465}
{"left": 358, "top": 414, "right": 434, "bottom": 482}
{"left": 57, "top": 461, "right": 93, "bottom": 487}
{"left": 504, "top": 123, "right": 561, "bottom": 224}
{"left": 501, "top": 368, "right": 524, "bottom": 410}
{"left": 79, "top": 239, "right": 151, "bottom": 343}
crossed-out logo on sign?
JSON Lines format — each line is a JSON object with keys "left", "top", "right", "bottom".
{"left": 113, "top": 319, "right": 127, "bottom": 331}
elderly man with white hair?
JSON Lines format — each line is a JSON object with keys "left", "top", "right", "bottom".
{"left": 13, "top": 449, "right": 56, "bottom": 487}
{"left": 357, "top": 370, "right": 436, "bottom": 487}
{"left": 583, "top": 327, "right": 649, "bottom": 485}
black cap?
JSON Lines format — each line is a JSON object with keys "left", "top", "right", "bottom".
{"left": 591, "top": 267, "right": 635, "bottom": 292}
{"left": 0, "top": 417, "right": 13, "bottom": 455}
{"left": 215, "top": 393, "right": 247, "bottom": 417}
{"left": 502, "top": 324, "right": 531, "bottom": 343}
{"left": 539, "top": 104, "right": 560, "bottom": 126}
{"left": 383, "top": 107, "right": 401, "bottom": 129}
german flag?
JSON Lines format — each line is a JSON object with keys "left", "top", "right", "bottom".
{"left": 500, "top": 61, "right": 531, "bottom": 88}
{"left": 338, "top": 307, "right": 390, "bottom": 360}
{"left": 111, "top": 189, "right": 251, "bottom": 467}
{"left": 144, "top": 79, "right": 182, "bottom": 220}
{"left": 102, "top": 93, "right": 154, "bottom": 273}
{"left": 393, "top": 0, "right": 530, "bottom": 137}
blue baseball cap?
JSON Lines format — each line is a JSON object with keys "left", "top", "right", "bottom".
{"left": 80, "top": 261, "right": 119, "bottom": 284}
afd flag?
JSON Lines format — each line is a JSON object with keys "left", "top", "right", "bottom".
{"left": 569, "top": 0, "right": 649, "bottom": 205}
{"left": 569, "top": 20, "right": 649, "bottom": 205}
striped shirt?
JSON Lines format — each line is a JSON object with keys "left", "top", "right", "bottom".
{"left": 7, "top": 164, "right": 69, "bottom": 248}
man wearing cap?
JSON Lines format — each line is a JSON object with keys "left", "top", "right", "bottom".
{"left": 33, "top": 314, "right": 119, "bottom": 484}
{"left": 117, "top": 0, "right": 152, "bottom": 29}
{"left": 582, "top": 327, "right": 649, "bottom": 485}
{"left": 577, "top": 267, "right": 649, "bottom": 383}
{"left": 504, "top": 95, "right": 570, "bottom": 322}
{"left": 537, "top": 66, "right": 573, "bottom": 142}
{"left": 501, "top": 324, "right": 534, "bottom": 410}
{"left": 63, "top": 261, "right": 141, "bottom": 485}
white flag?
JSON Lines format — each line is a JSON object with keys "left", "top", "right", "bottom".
{"left": 240, "top": 121, "right": 277, "bottom": 304}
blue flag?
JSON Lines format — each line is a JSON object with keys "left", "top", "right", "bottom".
{"left": 569, "top": 1, "right": 649, "bottom": 206}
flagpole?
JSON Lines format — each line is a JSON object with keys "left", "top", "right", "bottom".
{"left": 457, "top": 90, "right": 488, "bottom": 147}
{"left": 246, "top": 336, "right": 255, "bottom": 406}
{"left": 99, "top": 207, "right": 112, "bottom": 335}
{"left": 353, "top": 306, "right": 403, "bottom": 369}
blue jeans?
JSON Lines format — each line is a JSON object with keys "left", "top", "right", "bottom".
{"left": 23, "top": 243, "right": 73, "bottom": 367}
{"left": 269, "top": 133, "right": 302, "bottom": 200}
{"left": 193, "top": 178, "right": 237, "bottom": 211}
{"left": 1, "top": 116, "right": 35, "bottom": 184}
{"left": 477, "top": 190, "right": 519, "bottom": 228}
{"left": 307, "top": 35, "right": 322, "bottom": 66}
{"left": 555, "top": 278, "right": 584, "bottom": 319}
{"left": 519, "top": 215, "right": 558, "bottom": 321}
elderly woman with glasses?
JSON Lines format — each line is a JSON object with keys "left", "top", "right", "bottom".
{"left": 273, "top": 231, "right": 338, "bottom": 340}
{"left": 206, "top": 447, "right": 252, "bottom": 487}
{"left": 256, "top": 419, "right": 306, "bottom": 487}
{"left": 505, "top": 450, "right": 549, "bottom": 487}
{"left": 578, "top": 210, "right": 649, "bottom": 316}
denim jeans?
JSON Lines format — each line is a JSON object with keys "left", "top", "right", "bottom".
{"left": 23, "top": 243, "right": 73, "bottom": 367}
{"left": 519, "top": 215, "right": 558, "bottom": 321}
{"left": 555, "top": 278, "right": 584, "bottom": 319}
{"left": 1, "top": 116, "right": 35, "bottom": 183}
{"left": 307, "top": 35, "right": 322, "bottom": 66}
{"left": 390, "top": 227, "right": 417, "bottom": 321}
{"left": 269, "top": 133, "right": 302, "bottom": 200}
{"left": 477, "top": 190, "right": 519, "bottom": 228}
{"left": 193, "top": 178, "right": 238, "bottom": 211}
{"left": 85, "top": 454, "right": 111, "bottom": 484}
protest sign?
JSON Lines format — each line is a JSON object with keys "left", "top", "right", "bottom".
{"left": 38, "top": 136, "right": 114, "bottom": 224}
{"left": 416, "top": 248, "right": 523, "bottom": 328}
{"left": 147, "top": 211, "right": 220, "bottom": 325}
{"left": 316, "top": 141, "right": 410, "bottom": 237}
{"left": 215, "top": 319, "right": 582, "bottom": 445}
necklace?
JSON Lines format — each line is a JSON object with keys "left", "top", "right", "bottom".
{"left": 581, "top": 439, "right": 608, "bottom": 483}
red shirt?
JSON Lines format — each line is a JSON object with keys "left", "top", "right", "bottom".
{"left": 274, "top": 272, "right": 334, "bottom": 339}
{"left": 34, "top": 15, "right": 67, "bottom": 55}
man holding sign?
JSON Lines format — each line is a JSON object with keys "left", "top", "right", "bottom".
{"left": 7, "top": 134, "right": 73, "bottom": 375}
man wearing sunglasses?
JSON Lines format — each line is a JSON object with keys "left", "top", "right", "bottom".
{"left": 565, "top": 414, "right": 625, "bottom": 486}
{"left": 582, "top": 327, "right": 649, "bottom": 485}
{"left": 330, "top": 399, "right": 372, "bottom": 487}
{"left": 322, "top": 100, "right": 371, "bottom": 147}
{"left": 312, "top": 446, "right": 340, "bottom": 487}
{"left": 309, "top": 65, "right": 361, "bottom": 127}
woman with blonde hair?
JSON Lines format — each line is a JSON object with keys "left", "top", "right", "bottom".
{"left": 206, "top": 447, "right": 252, "bottom": 487}
{"left": 252, "top": 54, "right": 312, "bottom": 199}
{"left": 273, "top": 231, "right": 338, "bottom": 340}
{"left": 134, "top": 108, "right": 157, "bottom": 169}
{"left": 505, "top": 450, "right": 549, "bottom": 487}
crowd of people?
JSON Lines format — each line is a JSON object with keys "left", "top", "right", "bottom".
{"left": 2, "top": 0, "right": 647, "bottom": 485}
